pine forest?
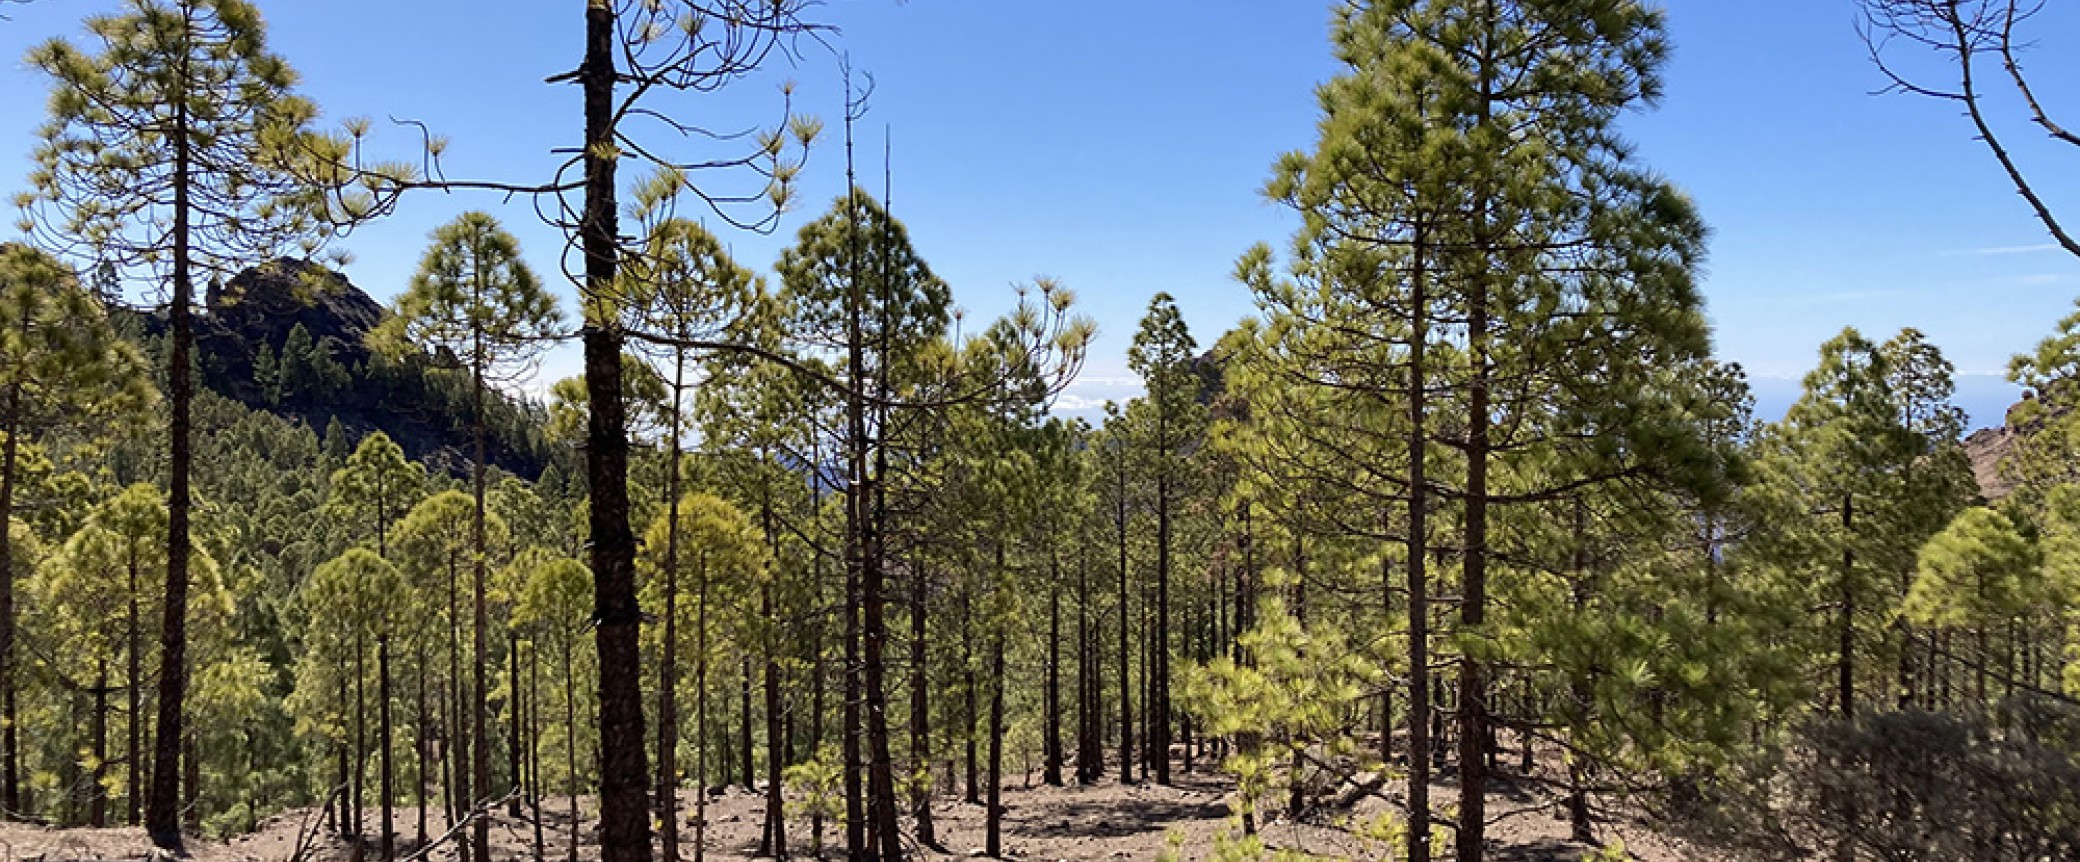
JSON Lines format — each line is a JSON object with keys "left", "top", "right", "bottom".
{"left": 0, "top": 1, "right": 2077, "bottom": 860}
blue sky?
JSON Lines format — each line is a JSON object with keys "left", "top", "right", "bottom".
{"left": 3, "top": 1, "right": 2077, "bottom": 429}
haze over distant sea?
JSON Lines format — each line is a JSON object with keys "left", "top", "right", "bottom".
{"left": 1749, "top": 373, "right": 2023, "bottom": 433}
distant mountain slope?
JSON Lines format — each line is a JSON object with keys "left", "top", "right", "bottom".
{"left": 125, "top": 258, "right": 559, "bottom": 479}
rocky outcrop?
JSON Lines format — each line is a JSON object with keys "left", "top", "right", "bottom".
{"left": 1963, "top": 424, "right": 2016, "bottom": 503}
{"left": 130, "top": 258, "right": 555, "bottom": 480}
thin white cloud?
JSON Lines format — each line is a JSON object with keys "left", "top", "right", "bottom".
{"left": 1946, "top": 243, "right": 2060, "bottom": 257}
{"left": 1049, "top": 394, "right": 1114, "bottom": 413}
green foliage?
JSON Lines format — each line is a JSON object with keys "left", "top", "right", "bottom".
{"left": 1908, "top": 507, "right": 2042, "bottom": 631}
{"left": 1184, "top": 582, "right": 1376, "bottom": 828}
{"left": 322, "top": 431, "right": 427, "bottom": 554}
{"left": 377, "top": 211, "right": 564, "bottom": 389}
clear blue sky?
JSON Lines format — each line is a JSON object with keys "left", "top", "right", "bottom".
{"left": 3, "top": 1, "right": 2077, "bottom": 428}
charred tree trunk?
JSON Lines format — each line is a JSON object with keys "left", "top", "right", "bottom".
{"left": 579, "top": 6, "right": 651, "bottom": 862}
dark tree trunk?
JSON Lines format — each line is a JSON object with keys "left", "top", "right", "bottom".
{"left": 355, "top": 631, "right": 369, "bottom": 862}
{"left": 146, "top": 93, "right": 195, "bottom": 853}
{"left": 529, "top": 647, "right": 544, "bottom": 862}
{"left": 415, "top": 643, "right": 429, "bottom": 847}
{"left": 1044, "top": 562, "right": 1063, "bottom": 787}
{"left": 1840, "top": 493, "right": 1855, "bottom": 720}
{"left": 659, "top": 367, "right": 685, "bottom": 862}
{"left": 469, "top": 361, "right": 491, "bottom": 862}
{"left": 740, "top": 658, "right": 755, "bottom": 793}
{"left": 92, "top": 665, "right": 109, "bottom": 827}
{"left": 909, "top": 557, "right": 935, "bottom": 845}
{"left": 0, "top": 382, "right": 23, "bottom": 818}
{"left": 1406, "top": 215, "right": 1432, "bottom": 862}
{"left": 579, "top": 6, "right": 651, "bottom": 862}
{"left": 508, "top": 636, "right": 522, "bottom": 818}
{"left": 1153, "top": 436, "right": 1172, "bottom": 786}
{"left": 656, "top": 543, "right": 682, "bottom": 862}
{"left": 564, "top": 648, "right": 580, "bottom": 862}
{"left": 963, "top": 590, "right": 979, "bottom": 806}
{"left": 1075, "top": 545, "right": 1101, "bottom": 784}
{"left": 380, "top": 636, "right": 396, "bottom": 862}
{"left": 985, "top": 629, "right": 1006, "bottom": 859}
{"left": 694, "top": 558, "right": 710, "bottom": 862}
{"left": 1116, "top": 445, "right": 1134, "bottom": 785}
{"left": 446, "top": 560, "right": 465, "bottom": 833}
{"left": 763, "top": 581, "right": 787, "bottom": 858}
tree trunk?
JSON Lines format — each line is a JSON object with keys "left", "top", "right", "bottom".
{"left": 564, "top": 647, "right": 580, "bottom": 862}
{"left": 415, "top": 642, "right": 429, "bottom": 847}
{"left": 657, "top": 543, "right": 682, "bottom": 862}
{"left": 380, "top": 636, "right": 396, "bottom": 862}
{"left": 740, "top": 658, "right": 755, "bottom": 793}
{"left": 355, "top": 631, "right": 369, "bottom": 862}
{"left": 763, "top": 581, "right": 787, "bottom": 859}
{"left": 0, "top": 382, "right": 24, "bottom": 818}
{"left": 964, "top": 591, "right": 979, "bottom": 806}
{"left": 447, "top": 559, "right": 465, "bottom": 834}
{"left": 985, "top": 630, "right": 1006, "bottom": 859}
{"left": 92, "top": 664, "right": 109, "bottom": 827}
{"left": 529, "top": 646, "right": 544, "bottom": 862}
{"left": 145, "top": 91, "right": 195, "bottom": 853}
{"left": 909, "top": 557, "right": 935, "bottom": 846}
{"left": 1116, "top": 446, "right": 1134, "bottom": 786}
{"left": 1075, "top": 545, "right": 1101, "bottom": 784}
{"left": 579, "top": 5, "right": 651, "bottom": 862}
{"left": 1153, "top": 432, "right": 1172, "bottom": 786}
{"left": 468, "top": 360, "right": 491, "bottom": 862}
{"left": 658, "top": 362, "right": 685, "bottom": 862}
{"left": 128, "top": 539, "right": 144, "bottom": 826}
{"left": 1840, "top": 493, "right": 1855, "bottom": 719}
{"left": 508, "top": 633, "right": 522, "bottom": 818}
{"left": 694, "top": 558, "right": 710, "bottom": 862}
{"left": 1044, "top": 562, "right": 1063, "bottom": 787}
{"left": 1405, "top": 214, "right": 1432, "bottom": 862}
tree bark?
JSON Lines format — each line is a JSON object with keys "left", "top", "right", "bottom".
{"left": 380, "top": 636, "right": 396, "bottom": 862}
{"left": 985, "top": 629, "right": 1006, "bottom": 859}
{"left": 145, "top": 87, "right": 195, "bottom": 853}
{"left": 1044, "top": 560, "right": 1063, "bottom": 787}
{"left": 580, "top": 6, "right": 650, "bottom": 862}
{"left": 1405, "top": 214, "right": 1432, "bottom": 862}
{"left": 92, "top": 664, "right": 109, "bottom": 827}
{"left": 0, "top": 381, "right": 23, "bottom": 818}
{"left": 1153, "top": 416, "right": 1172, "bottom": 786}
{"left": 908, "top": 557, "right": 935, "bottom": 845}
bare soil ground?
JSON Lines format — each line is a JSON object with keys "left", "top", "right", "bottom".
{"left": 0, "top": 755, "right": 1706, "bottom": 862}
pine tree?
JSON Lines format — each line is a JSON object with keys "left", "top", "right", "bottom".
{"left": 512, "top": 553, "right": 592, "bottom": 862}
{"left": 379, "top": 211, "right": 560, "bottom": 862}
{"left": 21, "top": 2, "right": 386, "bottom": 843}
{"left": 1126, "top": 293, "right": 1202, "bottom": 786}
{"left": 324, "top": 432, "right": 429, "bottom": 559}
{"left": 0, "top": 244, "right": 154, "bottom": 812}
{"left": 1261, "top": 4, "right": 1709, "bottom": 855}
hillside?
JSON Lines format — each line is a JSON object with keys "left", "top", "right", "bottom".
{"left": 124, "top": 258, "right": 558, "bottom": 479}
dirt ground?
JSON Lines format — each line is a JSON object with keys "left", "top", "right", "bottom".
{"left": 0, "top": 754, "right": 1707, "bottom": 862}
